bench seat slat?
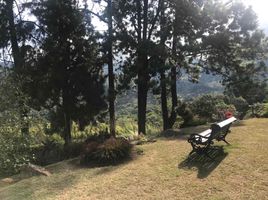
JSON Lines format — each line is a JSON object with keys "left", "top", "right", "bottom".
{"left": 217, "top": 117, "right": 236, "bottom": 128}
{"left": 194, "top": 129, "right": 212, "bottom": 143}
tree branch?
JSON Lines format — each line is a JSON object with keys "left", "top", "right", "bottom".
{"left": 87, "top": 10, "right": 108, "bottom": 24}
{"left": 148, "top": 0, "right": 162, "bottom": 40}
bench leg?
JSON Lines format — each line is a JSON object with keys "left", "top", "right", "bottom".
{"left": 222, "top": 138, "right": 230, "bottom": 145}
{"left": 189, "top": 149, "right": 195, "bottom": 156}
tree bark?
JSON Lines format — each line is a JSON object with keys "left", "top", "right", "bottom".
{"left": 137, "top": 67, "right": 148, "bottom": 135}
{"left": 6, "top": 0, "right": 29, "bottom": 135}
{"left": 6, "top": 0, "right": 22, "bottom": 71}
{"left": 62, "top": 90, "right": 72, "bottom": 147}
{"left": 63, "top": 110, "right": 72, "bottom": 147}
{"left": 166, "top": 5, "right": 179, "bottom": 129}
{"left": 159, "top": 0, "right": 172, "bottom": 130}
{"left": 167, "top": 65, "right": 178, "bottom": 128}
{"left": 160, "top": 71, "right": 169, "bottom": 130}
{"left": 136, "top": 0, "right": 149, "bottom": 135}
{"left": 107, "top": 0, "right": 116, "bottom": 137}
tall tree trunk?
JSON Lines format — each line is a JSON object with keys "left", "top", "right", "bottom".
{"left": 136, "top": 0, "right": 149, "bottom": 135}
{"left": 166, "top": 5, "right": 179, "bottom": 129}
{"left": 62, "top": 92, "right": 72, "bottom": 147}
{"left": 137, "top": 68, "right": 148, "bottom": 135}
{"left": 107, "top": 0, "right": 116, "bottom": 137}
{"left": 159, "top": 0, "right": 171, "bottom": 130}
{"left": 7, "top": 0, "right": 29, "bottom": 135}
{"left": 6, "top": 0, "right": 21, "bottom": 70}
{"left": 167, "top": 65, "right": 178, "bottom": 128}
{"left": 63, "top": 111, "right": 72, "bottom": 147}
{"left": 160, "top": 71, "right": 169, "bottom": 130}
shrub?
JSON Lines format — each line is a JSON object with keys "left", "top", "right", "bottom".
{"left": 263, "top": 103, "right": 268, "bottom": 117}
{"left": 0, "top": 132, "right": 35, "bottom": 176}
{"left": 81, "top": 137, "right": 132, "bottom": 165}
{"left": 213, "top": 102, "right": 236, "bottom": 121}
{"left": 245, "top": 103, "right": 268, "bottom": 118}
{"left": 33, "top": 135, "right": 64, "bottom": 165}
{"left": 229, "top": 96, "right": 249, "bottom": 119}
{"left": 176, "top": 101, "right": 194, "bottom": 128}
{"left": 190, "top": 94, "right": 236, "bottom": 121}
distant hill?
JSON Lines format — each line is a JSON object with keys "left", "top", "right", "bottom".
{"left": 115, "top": 72, "right": 224, "bottom": 111}
{"left": 177, "top": 72, "right": 223, "bottom": 99}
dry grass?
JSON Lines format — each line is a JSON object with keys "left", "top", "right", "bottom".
{"left": 0, "top": 118, "right": 268, "bottom": 200}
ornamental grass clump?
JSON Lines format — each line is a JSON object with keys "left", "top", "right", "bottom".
{"left": 81, "top": 136, "right": 132, "bottom": 166}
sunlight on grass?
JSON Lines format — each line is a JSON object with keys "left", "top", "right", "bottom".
{"left": 0, "top": 118, "right": 267, "bottom": 200}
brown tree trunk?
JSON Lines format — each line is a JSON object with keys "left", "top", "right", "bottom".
{"left": 137, "top": 75, "right": 148, "bottom": 135}
{"left": 167, "top": 66, "right": 178, "bottom": 128}
{"left": 63, "top": 111, "right": 72, "bottom": 147}
{"left": 7, "top": 0, "right": 29, "bottom": 135}
{"left": 137, "top": 53, "right": 149, "bottom": 135}
{"left": 62, "top": 91, "right": 72, "bottom": 147}
{"left": 160, "top": 71, "right": 169, "bottom": 130}
{"left": 107, "top": 0, "right": 116, "bottom": 137}
{"left": 159, "top": 0, "right": 171, "bottom": 130}
{"left": 166, "top": 5, "right": 179, "bottom": 129}
{"left": 6, "top": 0, "right": 22, "bottom": 71}
{"left": 136, "top": 0, "right": 149, "bottom": 135}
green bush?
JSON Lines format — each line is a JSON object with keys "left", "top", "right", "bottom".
{"left": 190, "top": 94, "right": 236, "bottom": 121}
{"left": 176, "top": 101, "right": 194, "bottom": 128}
{"left": 213, "top": 102, "right": 236, "bottom": 121}
{"left": 263, "top": 103, "right": 268, "bottom": 117}
{"left": 0, "top": 132, "right": 35, "bottom": 176}
{"left": 32, "top": 135, "right": 64, "bottom": 165}
{"left": 229, "top": 96, "right": 249, "bottom": 119}
{"left": 245, "top": 103, "right": 268, "bottom": 118}
{"left": 81, "top": 137, "right": 132, "bottom": 165}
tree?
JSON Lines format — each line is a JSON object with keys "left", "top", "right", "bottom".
{"left": 86, "top": 0, "right": 116, "bottom": 137}
{"left": 114, "top": 0, "right": 164, "bottom": 134}
{"left": 0, "top": 0, "right": 37, "bottom": 135}
{"left": 25, "top": 0, "right": 106, "bottom": 146}
{"left": 159, "top": 0, "right": 268, "bottom": 129}
{"left": 107, "top": 0, "right": 116, "bottom": 137}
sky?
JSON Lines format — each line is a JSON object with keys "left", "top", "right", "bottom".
{"left": 90, "top": 0, "right": 268, "bottom": 34}
{"left": 242, "top": 0, "right": 268, "bottom": 34}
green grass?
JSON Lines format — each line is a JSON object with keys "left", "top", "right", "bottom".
{"left": 0, "top": 118, "right": 268, "bottom": 200}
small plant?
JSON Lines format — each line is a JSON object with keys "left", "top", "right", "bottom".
{"left": 81, "top": 136, "right": 132, "bottom": 165}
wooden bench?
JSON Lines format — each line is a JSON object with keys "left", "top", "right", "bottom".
{"left": 187, "top": 116, "right": 237, "bottom": 158}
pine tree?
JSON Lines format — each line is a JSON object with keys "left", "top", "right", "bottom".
{"left": 25, "top": 0, "right": 106, "bottom": 146}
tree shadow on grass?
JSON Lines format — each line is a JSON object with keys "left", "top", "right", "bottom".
{"left": 160, "top": 125, "right": 211, "bottom": 140}
{"left": 232, "top": 120, "right": 245, "bottom": 127}
{"left": 178, "top": 146, "right": 228, "bottom": 179}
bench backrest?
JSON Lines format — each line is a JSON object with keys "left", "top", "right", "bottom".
{"left": 210, "top": 117, "right": 236, "bottom": 139}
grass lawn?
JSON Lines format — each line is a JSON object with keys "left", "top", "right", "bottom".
{"left": 0, "top": 118, "right": 267, "bottom": 200}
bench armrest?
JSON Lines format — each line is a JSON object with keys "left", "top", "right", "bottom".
{"left": 188, "top": 133, "right": 210, "bottom": 144}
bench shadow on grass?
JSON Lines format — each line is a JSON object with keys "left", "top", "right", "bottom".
{"left": 178, "top": 146, "right": 228, "bottom": 179}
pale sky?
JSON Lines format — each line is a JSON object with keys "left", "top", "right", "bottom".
{"left": 90, "top": 0, "right": 268, "bottom": 34}
{"left": 242, "top": 0, "right": 268, "bottom": 33}
{"left": 23, "top": 0, "right": 268, "bottom": 34}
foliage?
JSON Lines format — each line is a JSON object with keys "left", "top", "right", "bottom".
{"left": 190, "top": 94, "right": 236, "bottom": 121}
{"left": 176, "top": 101, "right": 194, "bottom": 128}
{"left": 23, "top": 0, "right": 107, "bottom": 145}
{"left": 228, "top": 96, "right": 249, "bottom": 119}
{"left": 224, "top": 61, "right": 268, "bottom": 105}
{"left": 0, "top": 131, "right": 34, "bottom": 176}
{"left": 245, "top": 103, "right": 268, "bottom": 118}
{"left": 81, "top": 136, "right": 132, "bottom": 165}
